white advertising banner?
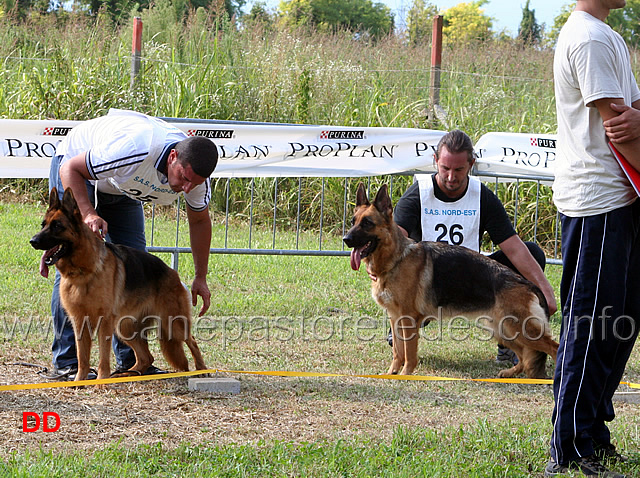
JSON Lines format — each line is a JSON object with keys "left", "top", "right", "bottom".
{"left": 0, "top": 118, "right": 445, "bottom": 178}
{"left": 475, "top": 131, "right": 556, "bottom": 181}
{"left": 0, "top": 118, "right": 557, "bottom": 180}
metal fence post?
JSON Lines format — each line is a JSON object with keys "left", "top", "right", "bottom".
{"left": 130, "top": 17, "right": 143, "bottom": 89}
{"left": 430, "top": 15, "right": 448, "bottom": 127}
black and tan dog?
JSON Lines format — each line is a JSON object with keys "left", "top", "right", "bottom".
{"left": 343, "top": 183, "right": 558, "bottom": 379}
{"left": 30, "top": 187, "right": 207, "bottom": 381}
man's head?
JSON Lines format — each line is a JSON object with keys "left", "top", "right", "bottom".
{"left": 167, "top": 136, "right": 219, "bottom": 194}
{"left": 576, "top": 0, "right": 626, "bottom": 20}
{"left": 433, "top": 129, "right": 476, "bottom": 199}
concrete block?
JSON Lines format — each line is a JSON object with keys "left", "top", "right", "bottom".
{"left": 188, "top": 377, "right": 241, "bottom": 394}
{"left": 612, "top": 391, "right": 640, "bottom": 404}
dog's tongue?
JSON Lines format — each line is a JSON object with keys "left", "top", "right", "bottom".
{"left": 39, "top": 252, "right": 50, "bottom": 278}
{"left": 350, "top": 247, "right": 363, "bottom": 271}
{"left": 39, "top": 247, "right": 60, "bottom": 279}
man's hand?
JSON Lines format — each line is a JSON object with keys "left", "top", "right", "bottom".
{"left": 84, "top": 213, "right": 108, "bottom": 240}
{"left": 544, "top": 290, "right": 558, "bottom": 317}
{"left": 191, "top": 276, "right": 211, "bottom": 316}
{"left": 603, "top": 103, "right": 640, "bottom": 143}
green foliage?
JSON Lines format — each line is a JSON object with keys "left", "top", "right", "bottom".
{"left": 243, "top": 1, "right": 277, "bottom": 31}
{"left": 517, "top": 0, "right": 541, "bottom": 47}
{"left": 405, "top": 0, "right": 439, "bottom": 45}
{"left": 607, "top": 0, "right": 640, "bottom": 48}
{"left": 137, "top": 0, "right": 184, "bottom": 46}
{"left": 279, "top": 0, "right": 394, "bottom": 39}
{"left": 545, "top": 2, "right": 572, "bottom": 46}
{"left": 548, "top": 1, "right": 640, "bottom": 48}
{"left": 441, "top": 0, "right": 493, "bottom": 44}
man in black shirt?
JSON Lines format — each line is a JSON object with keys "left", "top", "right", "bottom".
{"left": 389, "top": 130, "right": 557, "bottom": 364}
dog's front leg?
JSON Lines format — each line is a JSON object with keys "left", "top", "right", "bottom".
{"left": 72, "top": 317, "right": 94, "bottom": 381}
{"left": 96, "top": 316, "right": 114, "bottom": 380}
{"left": 388, "top": 317, "right": 405, "bottom": 374}
{"left": 398, "top": 317, "right": 420, "bottom": 375}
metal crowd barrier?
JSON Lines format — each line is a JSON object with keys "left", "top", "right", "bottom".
{"left": 146, "top": 172, "right": 561, "bottom": 269}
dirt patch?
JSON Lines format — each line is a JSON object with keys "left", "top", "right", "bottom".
{"left": 0, "top": 358, "right": 555, "bottom": 454}
{"left": 2, "top": 340, "right": 639, "bottom": 456}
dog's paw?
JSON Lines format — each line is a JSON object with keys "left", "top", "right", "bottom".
{"left": 497, "top": 368, "right": 516, "bottom": 378}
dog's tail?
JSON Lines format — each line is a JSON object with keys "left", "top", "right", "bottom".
{"left": 160, "top": 339, "right": 191, "bottom": 371}
{"left": 157, "top": 314, "right": 206, "bottom": 371}
{"left": 528, "top": 350, "right": 549, "bottom": 379}
{"left": 159, "top": 329, "right": 207, "bottom": 372}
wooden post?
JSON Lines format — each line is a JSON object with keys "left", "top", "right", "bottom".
{"left": 430, "top": 15, "right": 443, "bottom": 112}
{"left": 130, "top": 17, "right": 143, "bottom": 89}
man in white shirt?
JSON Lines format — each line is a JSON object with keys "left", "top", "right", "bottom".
{"left": 547, "top": 1, "right": 640, "bottom": 476}
{"left": 45, "top": 109, "right": 218, "bottom": 380}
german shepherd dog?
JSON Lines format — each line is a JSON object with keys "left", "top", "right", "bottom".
{"left": 30, "top": 187, "right": 207, "bottom": 381}
{"left": 343, "top": 183, "right": 558, "bottom": 379}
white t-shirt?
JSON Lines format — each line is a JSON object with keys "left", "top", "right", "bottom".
{"left": 55, "top": 109, "right": 210, "bottom": 211}
{"left": 553, "top": 11, "right": 640, "bottom": 217}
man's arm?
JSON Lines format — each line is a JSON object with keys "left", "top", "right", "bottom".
{"left": 594, "top": 98, "right": 640, "bottom": 172}
{"left": 497, "top": 235, "right": 558, "bottom": 316}
{"left": 59, "top": 153, "right": 108, "bottom": 238}
{"left": 186, "top": 206, "right": 212, "bottom": 316}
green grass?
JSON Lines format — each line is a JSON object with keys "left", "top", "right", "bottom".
{"left": 2, "top": 200, "right": 640, "bottom": 477}
{"left": 0, "top": 421, "right": 556, "bottom": 477}
{"left": 2, "top": 422, "right": 640, "bottom": 477}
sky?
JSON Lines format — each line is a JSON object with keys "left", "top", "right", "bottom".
{"left": 399, "top": 0, "right": 567, "bottom": 34}
{"left": 247, "top": 0, "right": 571, "bottom": 37}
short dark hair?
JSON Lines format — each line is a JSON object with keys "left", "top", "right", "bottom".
{"left": 174, "top": 136, "right": 219, "bottom": 178}
{"left": 435, "top": 129, "right": 476, "bottom": 164}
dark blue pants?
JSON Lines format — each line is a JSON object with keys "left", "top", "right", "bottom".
{"left": 550, "top": 201, "right": 640, "bottom": 464}
{"left": 489, "top": 241, "right": 546, "bottom": 272}
{"left": 49, "top": 156, "right": 145, "bottom": 370}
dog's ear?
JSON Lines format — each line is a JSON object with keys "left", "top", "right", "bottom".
{"left": 61, "top": 187, "right": 81, "bottom": 219}
{"left": 355, "top": 182, "right": 370, "bottom": 207}
{"left": 48, "top": 187, "right": 61, "bottom": 209}
{"left": 373, "top": 184, "right": 392, "bottom": 216}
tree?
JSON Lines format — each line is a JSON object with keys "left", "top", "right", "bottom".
{"left": 607, "top": 0, "right": 640, "bottom": 48}
{"left": 546, "top": 1, "right": 640, "bottom": 48}
{"left": 406, "top": 0, "right": 439, "bottom": 45}
{"left": 76, "top": 0, "right": 243, "bottom": 24}
{"left": 545, "top": 2, "right": 572, "bottom": 45}
{"left": 279, "top": 0, "right": 394, "bottom": 39}
{"left": 517, "top": 0, "right": 541, "bottom": 46}
{"left": 441, "top": 0, "right": 492, "bottom": 44}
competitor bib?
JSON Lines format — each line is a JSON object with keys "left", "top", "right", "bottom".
{"left": 417, "top": 174, "right": 481, "bottom": 251}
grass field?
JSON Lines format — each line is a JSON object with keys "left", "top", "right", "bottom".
{"left": 1, "top": 200, "right": 639, "bottom": 477}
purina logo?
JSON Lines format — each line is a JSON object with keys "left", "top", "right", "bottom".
{"left": 42, "top": 127, "right": 72, "bottom": 136}
{"left": 319, "top": 130, "right": 365, "bottom": 140}
{"left": 530, "top": 137, "right": 556, "bottom": 149}
{"left": 187, "top": 129, "right": 234, "bottom": 139}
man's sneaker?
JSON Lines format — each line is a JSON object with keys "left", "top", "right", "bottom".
{"left": 595, "top": 444, "right": 629, "bottom": 464}
{"left": 496, "top": 345, "right": 519, "bottom": 366}
{"left": 544, "top": 455, "right": 627, "bottom": 477}
{"left": 44, "top": 366, "right": 97, "bottom": 381}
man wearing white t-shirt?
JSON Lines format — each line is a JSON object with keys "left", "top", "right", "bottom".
{"left": 390, "top": 130, "right": 557, "bottom": 363}
{"left": 547, "top": 1, "right": 640, "bottom": 477}
{"left": 45, "top": 109, "right": 218, "bottom": 380}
